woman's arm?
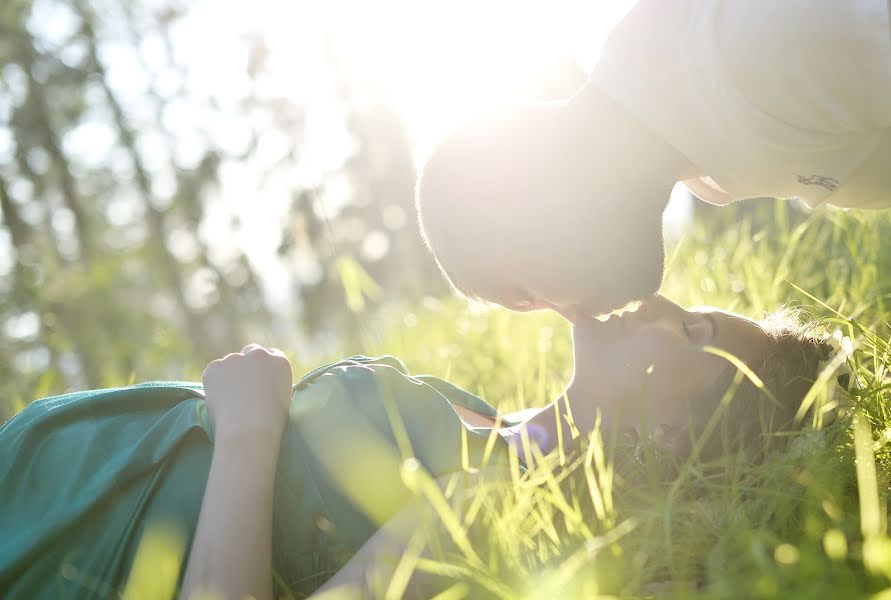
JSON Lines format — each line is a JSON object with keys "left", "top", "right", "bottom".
{"left": 180, "top": 344, "right": 293, "bottom": 600}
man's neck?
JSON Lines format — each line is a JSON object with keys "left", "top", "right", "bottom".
{"left": 568, "top": 82, "right": 702, "bottom": 185}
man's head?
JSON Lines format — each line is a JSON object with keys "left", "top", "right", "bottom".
{"left": 416, "top": 86, "right": 678, "bottom": 317}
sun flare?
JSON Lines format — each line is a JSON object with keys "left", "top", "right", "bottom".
{"left": 217, "top": 0, "right": 639, "bottom": 161}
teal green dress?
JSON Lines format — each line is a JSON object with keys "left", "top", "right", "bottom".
{"left": 0, "top": 356, "right": 513, "bottom": 598}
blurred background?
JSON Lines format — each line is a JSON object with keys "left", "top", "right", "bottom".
{"left": 2, "top": 0, "right": 889, "bottom": 418}
{"left": 0, "top": 0, "right": 632, "bottom": 407}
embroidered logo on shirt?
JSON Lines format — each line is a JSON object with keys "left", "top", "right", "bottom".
{"left": 797, "top": 175, "right": 839, "bottom": 191}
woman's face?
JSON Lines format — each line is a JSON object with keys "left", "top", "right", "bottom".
{"left": 569, "top": 294, "right": 772, "bottom": 431}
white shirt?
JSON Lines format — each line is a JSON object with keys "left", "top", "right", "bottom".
{"left": 591, "top": 0, "right": 891, "bottom": 209}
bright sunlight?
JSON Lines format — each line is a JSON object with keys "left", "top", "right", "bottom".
{"left": 3, "top": 1, "right": 891, "bottom": 599}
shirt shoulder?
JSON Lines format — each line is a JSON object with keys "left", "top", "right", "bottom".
{"left": 591, "top": 0, "right": 891, "bottom": 206}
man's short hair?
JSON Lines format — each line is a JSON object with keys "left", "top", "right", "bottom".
{"left": 416, "top": 106, "right": 666, "bottom": 312}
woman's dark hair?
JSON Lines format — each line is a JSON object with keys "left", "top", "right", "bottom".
{"left": 650, "top": 309, "right": 835, "bottom": 463}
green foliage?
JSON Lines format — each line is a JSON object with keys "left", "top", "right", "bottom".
{"left": 308, "top": 200, "right": 891, "bottom": 599}
{"left": 10, "top": 189, "right": 891, "bottom": 598}
{"left": 4, "top": 2, "right": 891, "bottom": 595}
{"left": 0, "top": 0, "right": 446, "bottom": 416}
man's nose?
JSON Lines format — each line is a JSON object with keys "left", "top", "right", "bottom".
{"left": 550, "top": 303, "right": 580, "bottom": 322}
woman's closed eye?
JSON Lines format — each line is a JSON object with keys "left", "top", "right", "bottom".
{"left": 682, "top": 315, "right": 716, "bottom": 344}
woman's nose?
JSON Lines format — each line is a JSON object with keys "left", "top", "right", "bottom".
{"left": 635, "top": 294, "right": 686, "bottom": 322}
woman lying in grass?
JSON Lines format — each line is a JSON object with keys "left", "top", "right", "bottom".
{"left": 0, "top": 295, "right": 834, "bottom": 598}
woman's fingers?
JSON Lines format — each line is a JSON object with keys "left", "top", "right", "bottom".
{"left": 203, "top": 345, "right": 287, "bottom": 379}
{"left": 240, "top": 343, "right": 286, "bottom": 358}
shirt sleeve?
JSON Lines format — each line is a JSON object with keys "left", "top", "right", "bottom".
{"left": 591, "top": 0, "right": 891, "bottom": 208}
{"left": 682, "top": 177, "right": 736, "bottom": 206}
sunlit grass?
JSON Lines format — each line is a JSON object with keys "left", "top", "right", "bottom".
{"left": 122, "top": 522, "right": 186, "bottom": 600}
{"left": 43, "top": 200, "right": 891, "bottom": 597}
{"left": 315, "top": 199, "right": 891, "bottom": 598}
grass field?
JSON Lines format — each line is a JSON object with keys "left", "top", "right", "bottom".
{"left": 307, "top": 199, "right": 891, "bottom": 599}
{"left": 16, "top": 198, "right": 891, "bottom": 598}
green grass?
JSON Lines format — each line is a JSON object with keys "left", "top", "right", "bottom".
{"left": 18, "top": 198, "right": 891, "bottom": 598}
{"left": 313, "top": 199, "right": 891, "bottom": 598}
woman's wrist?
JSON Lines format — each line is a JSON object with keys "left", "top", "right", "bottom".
{"left": 209, "top": 394, "right": 290, "bottom": 448}
{"left": 209, "top": 396, "right": 287, "bottom": 464}
{"left": 212, "top": 422, "right": 285, "bottom": 456}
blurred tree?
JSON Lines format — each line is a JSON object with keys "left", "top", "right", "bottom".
{"left": 0, "top": 0, "right": 447, "bottom": 416}
{"left": 285, "top": 50, "right": 449, "bottom": 339}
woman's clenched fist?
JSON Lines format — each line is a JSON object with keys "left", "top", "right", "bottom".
{"left": 202, "top": 344, "right": 293, "bottom": 441}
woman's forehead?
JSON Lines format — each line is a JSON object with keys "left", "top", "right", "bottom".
{"left": 693, "top": 306, "right": 763, "bottom": 331}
